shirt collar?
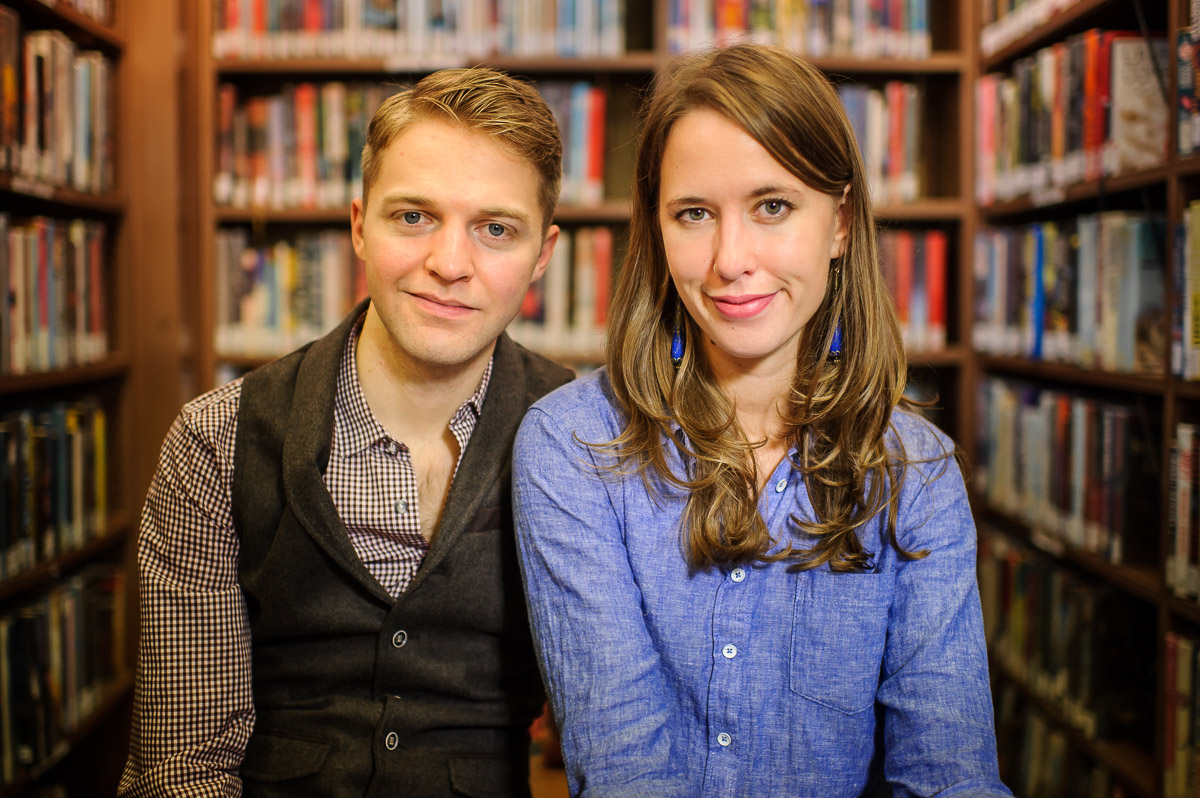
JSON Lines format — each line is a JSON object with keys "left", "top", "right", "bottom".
{"left": 332, "top": 314, "right": 493, "bottom": 458}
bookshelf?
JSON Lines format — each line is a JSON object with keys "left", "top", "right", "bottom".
{"left": 971, "top": 0, "right": 1191, "bottom": 795}
{"left": 181, "top": 1, "right": 974, "bottom": 437}
{"left": 176, "top": 0, "right": 976, "bottom": 789}
{"left": 0, "top": 0, "right": 182, "bottom": 795}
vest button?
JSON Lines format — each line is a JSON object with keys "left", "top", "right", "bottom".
{"left": 385, "top": 732, "right": 398, "bottom": 750}
{"left": 392, "top": 630, "right": 408, "bottom": 648}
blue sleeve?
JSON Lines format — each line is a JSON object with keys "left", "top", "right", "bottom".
{"left": 878, "top": 442, "right": 1013, "bottom": 797}
{"left": 512, "top": 404, "right": 690, "bottom": 798}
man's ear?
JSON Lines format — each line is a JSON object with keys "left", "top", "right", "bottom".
{"left": 531, "top": 224, "right": 560, "bottom": 283}
{"left": 351, "top": 196, "right": 366, "bottom": 261}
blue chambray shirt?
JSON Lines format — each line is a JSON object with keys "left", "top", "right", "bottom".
{"left": 512, "top": 370, "right": 1011, "bottom": 798}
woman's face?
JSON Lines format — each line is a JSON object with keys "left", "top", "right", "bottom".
{"left": 657, "top": 109, "right": 848, "bottom": 381}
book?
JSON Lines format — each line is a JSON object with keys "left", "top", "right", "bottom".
{"left": 1107, "top": 35, "right": 1170, "bottom": 176}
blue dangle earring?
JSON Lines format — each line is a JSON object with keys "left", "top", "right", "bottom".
{"left": 829, "top": 263, "right": 844, "bottom": 363}
{"left": 671, "top": 299, "right": 685, "bottom": 369}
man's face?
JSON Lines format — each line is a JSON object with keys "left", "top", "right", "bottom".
{"left": 351, "top": 118, "right": 558, "bottom": 374}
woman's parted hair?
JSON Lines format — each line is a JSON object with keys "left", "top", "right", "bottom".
{"left": 601, "top": 43, "right": 927, "bottom": 572}
{"left": 359, "top": 67, "right": 562, "bottom": 229}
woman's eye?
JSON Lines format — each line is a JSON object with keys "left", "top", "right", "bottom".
{"left": 402, "top": 211, "right": 423, "bottom": 224}
{"left": 685, "top": 208, "right": 706, "bottom": 222}
{"left": 762, "top": 200, "right": 787, "bottom": 215}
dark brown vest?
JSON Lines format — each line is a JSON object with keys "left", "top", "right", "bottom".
{"left": 231, "top": 300, "right": 572, "bottom": 797}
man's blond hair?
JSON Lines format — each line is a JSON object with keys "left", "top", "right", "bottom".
{"left": 360, "top": 67, "right": 563, "bottom": 229}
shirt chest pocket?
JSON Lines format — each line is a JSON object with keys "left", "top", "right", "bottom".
{"left": 789, "top": 571, "right": 896, "bottom": 715}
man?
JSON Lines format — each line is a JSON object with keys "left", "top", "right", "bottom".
{"left": 119, "top": 67, "right": 572, "bottom": 797}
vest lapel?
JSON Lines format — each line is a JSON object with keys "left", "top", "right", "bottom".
{"left": 407, "top": 334, "right": 528, "bottom": 594}
{"left": 281, "top": 298, "right": 394, "bottom": 605}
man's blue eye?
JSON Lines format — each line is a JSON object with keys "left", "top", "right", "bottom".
{"left": 403, "top": 211, "right": 422, "bottom": 224}
{"left": 488, "top": 223, "right": 506, "bottom": 237}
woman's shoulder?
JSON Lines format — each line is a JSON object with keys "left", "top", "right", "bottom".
{"left": 887, "top": 406, "right": 957, "bottom": 465}
{"left": 523, "top": 368, "right": 623, "bottom": 434}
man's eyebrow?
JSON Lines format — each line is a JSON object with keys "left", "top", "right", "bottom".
{"left": 377, "top": 193, "right": 434, "bottom": 208}
{"left": 481, "top": 207, "right": 533, "bottom": 226}
{"left": 375, "top": 196, "right": 533, "bottom": 226}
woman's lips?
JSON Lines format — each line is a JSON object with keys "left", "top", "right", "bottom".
{"left": 708, "top": 292, "right": 775, "bottom": 319}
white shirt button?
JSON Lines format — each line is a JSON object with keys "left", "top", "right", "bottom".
{"left": 384, "top": 441, "right": 400, "bottom": 456}
{"left": 717, "top": 732, "right": 731, "bottom": 747}
{"left": 722, "top": 644, "right": 737, "bottom": 659}
{"left": 730, "top": 567, "right": 746, "bottom": 583}
{"left": 775, "top": 478, "right": 787, "bottom": 493}
{"left": 392, "top": 630, "right": 408, "bottom": 648}
{"left": 395, "top": 499, "right": 408, "bottom": 515}
{"left": 385, "top": 732, "right": 399, "bottom": 750}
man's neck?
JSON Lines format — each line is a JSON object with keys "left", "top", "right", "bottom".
{"left": 354, "top": 309, "right": 493, "bottom": 448}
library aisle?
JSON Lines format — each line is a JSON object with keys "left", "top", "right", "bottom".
{"left": 0, "top": 0, "right": 1191, "bottom": 795}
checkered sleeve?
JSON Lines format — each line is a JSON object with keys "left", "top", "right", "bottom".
{"left": 117, "top": 380, "right": 253, "bottom": 798}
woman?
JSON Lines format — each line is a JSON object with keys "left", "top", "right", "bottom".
{"left": 512, "top": 44, "right": 1010, "bottom": 797}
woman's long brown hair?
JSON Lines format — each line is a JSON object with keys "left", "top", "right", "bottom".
{"left": 596, "top": 43, "right": 934, "bottom": 572}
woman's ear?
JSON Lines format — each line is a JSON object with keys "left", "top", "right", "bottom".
{"left": 830, "top": 185, "right": 851, "bottom": 260}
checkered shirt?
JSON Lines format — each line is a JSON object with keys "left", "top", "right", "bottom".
{"left": 117, "top": 317, "right": 491, "bottom": 797}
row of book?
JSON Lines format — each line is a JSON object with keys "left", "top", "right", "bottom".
{"left": 879, "top": 227, "right": 946, "bottom": 353}
{"left": 1165, "top": 629, "right": 1200, "bottom": 798}
{"left": 1169, "top": 421, "right": 1200, "bottom": 600}
{"left": 975, "top": 32, "right": 1169, "bottom": 207}
{"left": 0, "top": 566, "right": 125, "bottom": 786}
{"left": 665, "top": 0, "right": 930, "bottom": 60}
{"left": 211, "top": 0, "right": 627, "bottom": 61}
{"left": 980, "top": 0, "right": 1087, "bottom": 58}
{"left": 54, "top": 0, "right": 112, "bottom": 26}
{"left": 993, "top": 682, "right": 1134, "bottom": 798}
{"left": 2, "top": 214, "right": 110, "bottom": 377}
{"left": 1178, "top": 6, "right": 1200, "bottom": 156}
{"left": 215, "top": 227, "right": 366, "bottom": 357}
{"left": 0, "top": 8, "right": 115, "bottom": 193}
{"left": 507, "top": 225, "right": 613, "bottom": 357}
{"left": 1, "top": 400, "right": 108, "bottom": 582}
{"left": 978, "top": 531, "right": 1155, "bottom": 745}
{"left": 1178, "top": 201, "right": 1200, "bottom": 380}
{"left": 975, "top": 377, "right": 1160, "bottom": 567}
{"left": 214, "top": 78, "right": 609, "bottom": 210}
{"left": 837, "top": 81, "right": 923, "bottom": 206}
{"left": 972, "top": 213, "right": 1167, "bottom": 376}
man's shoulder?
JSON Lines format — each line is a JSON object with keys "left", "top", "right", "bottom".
{"left": 177, "top": 377, "right": 245, "bottom": 437}
{"left": 506, "top": 340, "right": 576, "bottom": 400}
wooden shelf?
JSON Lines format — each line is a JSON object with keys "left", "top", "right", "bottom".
{"left": 978, "top": 355, "right": 1166, "bottom": 395}
{"left": 811, "top": 52, "right": 966, "bottom": 75}
{"left": 980, "top": 507, "right": 1163, "bottom": 606}
{"left": 6, "top": 0, "right": 123, "bottom": 52}
{"left": 1175, "top": 380, "right": 1200, "bottom": 401}
{"left": 991, "top": 656, "right": 1155, "bottom": 798}
{"left": 1178, "top": 153, "right": 1200, "bottom": 179}
{"left": 0, "top": 514, "right": 132, "bottom": 606}
{"left": 216, "top": 52, "right": 660, "bottom": 75}
{"left": 875, "top": 198, "right": 965, "bottom": 222}
{"left": 907, "top": 346, "right": 967, "bottom": 368}
{"left": 0, "top": 173, "right": 126, "bottom": 215}
{"left": 1167, "top": 594, "right": 1200, "bottom": 626}
{"left": 0, "top": 673, "right": 134, "bottom": 798}
{"left": 0, "top": 354, "right": 131, "bottom": 396}
{"left": 215, "top": 200, "right": 633, "bottom": 225}
{"left": 979, "top": 164, "right": 1170, "bottom": 220}
{"left": 982, "top": 0, "right": 1113, "bottom": 71}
